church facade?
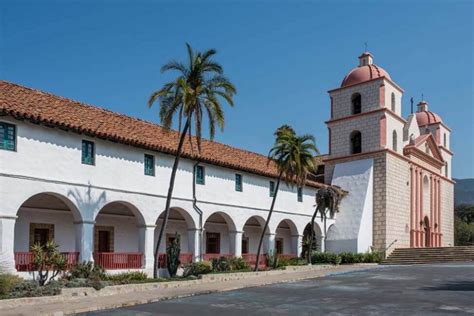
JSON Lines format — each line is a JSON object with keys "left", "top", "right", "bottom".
{"left": 324, "top": 52, "right": 454, "bottom": 254}
{"left": 0, "top": 52, "right": 454, "bottom": 276}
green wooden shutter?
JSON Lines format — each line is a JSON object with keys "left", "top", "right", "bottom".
{"left": 82, "top": 140, "right": 95, "bottom": 165}
{"left": 144, "top": 154, "right": 155, "bottom": 176}
{"left": 235, "top": 174, "right": 242, "bottom": 192}
{"left": 0, "top": 122, "right": 16, "bottom": 151}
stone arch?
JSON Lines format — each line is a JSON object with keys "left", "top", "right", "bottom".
{"left": 351, "top": 93, "right": 362, "bottom": 114}
{"left": 301, "top": 221, "right": 323, "bottom": 256}
{"left": 203, "top": 212, "right": 237, "bottom": 256}
{"left": 155, "top": 207, "right": 197, "bottom": 256}
{"left": 275, "top": 219, "right": 299, "bottom": 255}
{"left": 350, "top": 130, "right": 362, "bottom": 154}
{"left": 242, "top": 215, "right": 270, "bottom": 255}
{"left": 95, "top": 200, "right": 146, "bottom": 226}
{"left": 14, "top": 192, "right": 83, "bottom": 255}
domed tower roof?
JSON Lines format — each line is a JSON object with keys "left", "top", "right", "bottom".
{"left": 415, "top": 100, "right": 443, "bottom": 126}
{"left": 340, "top": 52, "right": 391, "bottom": 88}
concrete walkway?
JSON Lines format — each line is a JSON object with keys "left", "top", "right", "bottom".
{"left": 0, "top": 264, "right": 378, "bottom": 315}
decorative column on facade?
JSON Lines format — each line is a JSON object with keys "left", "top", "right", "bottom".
{"left": 74, "top": 220, "right": 95, "bottom": 262}
{"left": 434, "top": 177, "right": 439, "bottom": 247}
{"left": 0, "top": 215, "right": 17, "bottom": 273}
{"left": 292, "top": 234, "right": 303, "bottom": 257}
{"left": 138, "top": 224, "right": 156, "bottom": 274}
{"left": 414, "top": 167, "right": 420, "bottom": 247}
{"left": 437, "top": 177, "right": 443, "bottom": 247}
{"left": 419, "top": 169, "right": 424, "bottom": 247}
{"left": 187, "top": 228, "right": 201, "bottom": 262}
{"left": 229, "top": 231, "right": 243, "bottom": 258}
{"left": 410, "top": 166, "right": 415, "bottom": 247}
{"left": 430, "top": 175, "right": 434, "bottom": 247}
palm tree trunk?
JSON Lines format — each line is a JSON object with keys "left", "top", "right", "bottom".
{"left": 307, "top": 209, "right": 318, "bottom": 264}
{"left": 323, "top": 215, "right": 327, "bottom": 253}
{"left": 153, "top": 118, "right": 190, "bottom": 278}
{"left": 254, "top": 172, "right": 283, "bottom": 271}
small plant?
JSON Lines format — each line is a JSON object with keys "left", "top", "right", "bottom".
{"left": 228, "top": 257, "right": 250, "bottom": 271}
{"left": 106, "top": 271, "right": 148, "bottom": 284}
{"left": 166, "top": 233, "right": 181, "bottom": 277}
{"left": 311, "top": 252, "right": 341, "bottom": 265}
{"left": 0, "top": 273, "right": 22, "bottom": 296}
{"left": 68, "top": 261, "right": 106, "bottom": 280}
{"left": 265, "top": 250, "right": 279, "bottom": 269}
{"left": 211, "top": 256, "right": 231, "bottom": 272}
{"left": 183, "top": 261, "right": 212, "bottom": 277}
{"left": 31, "top": 241, "right": 66, "bottom": 286}
{"left": 9, "top": 280, "right": 63, "bottom": 298}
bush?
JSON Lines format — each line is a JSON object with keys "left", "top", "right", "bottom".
{"left": 31, "top": 241, "right": 66, "bottom": 286}
{"left": 287, "top": 257, "right": 307, "bottom": 266}
{"left": 228, "top": 257, "right": 250, "bottom": 271}
{"left": 339, "top": 252, "right": 364, "bottom": 264}
{"left": 362, "top": 252, "right": 383, "bottom": 263}
{"left": 106, "top": 271, "right": 148, "bottom": 284}
{"left": 68, "top": 261, "right": 106, "bottom": 280}
{"left": 311, "top": 252, "right": 341, "bottom": 265}
{"left": 9, "top": 280, "right": 63, "bottom": 298}
{"left": 211, "top": 256, "right": 231, "bottom": 272}
{"left": 183, "top": 261, "right": 212, "bottom": 277}
{"left": 265, "top": 251, "right": 279, "bottom": 269}
{"left": 0, "top": 273, "right": 22, "bottom": 296}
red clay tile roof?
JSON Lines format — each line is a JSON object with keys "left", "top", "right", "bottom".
{"left": 0, "top": 80, "right": 326, "bottom": 188}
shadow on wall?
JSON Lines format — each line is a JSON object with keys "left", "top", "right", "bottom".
{"left": 67, "top": 186, "right": 107, "bottom": 220}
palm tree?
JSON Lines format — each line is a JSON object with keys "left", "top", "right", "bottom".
{"left": 308, "top": 186, "right": 346, "bottom": 263}
{"left": 254, "top": 125, "right": 319, "bottom": 271}
{"left": 148, "top": 43, "right": 236, "bottom": 278}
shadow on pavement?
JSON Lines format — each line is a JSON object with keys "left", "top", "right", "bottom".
{"left": 422, "top": 281, "right": 474, "bottom": 291}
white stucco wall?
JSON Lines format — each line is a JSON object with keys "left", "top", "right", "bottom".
{"left": 326, "top": 159, "right": 373, "bottom": 253}
{"left": 0, "top": 117, "right": 332, "bottom": 273}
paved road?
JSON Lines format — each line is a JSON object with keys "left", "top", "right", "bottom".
{"left": 84, "top": 263, "right": 474, "bottom": 315}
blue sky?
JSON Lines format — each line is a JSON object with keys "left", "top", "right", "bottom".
{"left": 1, "top": 0, "right": 473, "bottom": 178}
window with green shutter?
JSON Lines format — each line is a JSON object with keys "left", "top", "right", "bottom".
{"left": 144, "top": 154, "right": 155, "bottom": 176}
{"left": 269, "top": 181, "right": 275, "bottom": 197}
{"left": 81, "top": 140, "right": 95, "bottom": 165}
{"left": 0, "top": 122, "right": 16, "bottom": 151}
{"left": 235, "top": 174, "right": 242, "bottom": 192}
{"left": 297, "top": 187, "right": 303, "bottom": 202}
{"left": 195, "top": 165, "right": 205, "bottom": 185}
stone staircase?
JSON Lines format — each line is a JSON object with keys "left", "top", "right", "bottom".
{"left": 382, "top": 246, "right": 474, "bottom": 265}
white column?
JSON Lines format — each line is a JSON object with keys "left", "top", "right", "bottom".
{"left": 229, "top": 231, "right": 243, "bottom": 257}
{"left": 292, "top": 234, "right": 303, "bottom": 257}
{"left": 265, "top": 233, "right": 276, "bottom": 254}
{"left": 319, "top": 234, "right": 326, "bottom": 252}
{"left": 0, "top": 215, "right": 17, "bottom": 273}
{"left": 139, "top": 225, "right": 156, "bottom": 273}
{"left": 74, "top": 220, "right": 95, "bottom": 262}
{"left": 187, "top": 228, "right": 201, "bottom": 262}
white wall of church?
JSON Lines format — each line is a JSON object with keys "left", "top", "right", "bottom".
{"left": 95, "top": 214, "right": 140, "bottom": 252}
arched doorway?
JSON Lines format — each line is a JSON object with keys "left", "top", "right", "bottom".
{"left": 275, "top": 219, "right": 298, "bottom": 258}
{"left": 14, "top": 193, "right": 81, "bottom": 272}
{"left": 94, "top": 201, "right": 145, "bottom": 269}
{"left": 203, "top": 212, "right": 236, "bottom": 261}
{"left": 242, "top": 215, "right": 270, "bottom": 267}
{"left": 155, "top": 207, "right": 196, "bottom": 267}
{"left": 423, "top": 216, "right": 431, "bottom": 247}
{"left": 302, "top": 222, "right": 323, "bottom": 259}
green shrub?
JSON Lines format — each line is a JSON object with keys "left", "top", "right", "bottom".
{"left": 105, "top": 271, "right": 148, "bottom": 284}
{"left": 362, "top": 252, "right": 383, "bottom": 263}
{"left": 287, "top": 257, "right": 307, "bottom": 266}
{"left": 9, "top": 280, "right": 62, "bottom": 298}
{"left": 68, "top": 261, "right": 106, "bottom": 280}
{"left": 0, "top": 273, "right": 22, "bottom": 296}
{"left": 211, "top": 256, "right": 231, "bottom": 272}
{"left": 339, "top": 252, "right": 365, "bottom": 264}
{"left": 311, "top": 252, "right": 341, "bottom": 265}
{"left": 265, "top": 251, "right": 279, "bottom": 269}
{"left": 167, "top": 233, "right": 181, "bottom": 277}
{"left": 228, "top": 257, "right": 250, "bottom": 271}
{"left": 183, "top": 261, "right": 212, "bottom": 277}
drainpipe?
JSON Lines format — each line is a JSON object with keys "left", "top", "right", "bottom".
{"left": 192, "top": 161, "right": 204, "bottom": 261}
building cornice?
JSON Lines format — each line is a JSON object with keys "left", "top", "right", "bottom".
{"left": 327, "top": 76, "right": 404, "bottom": 94}
{"left": 326, "top": 108, "right": 406, "bottom": 125}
